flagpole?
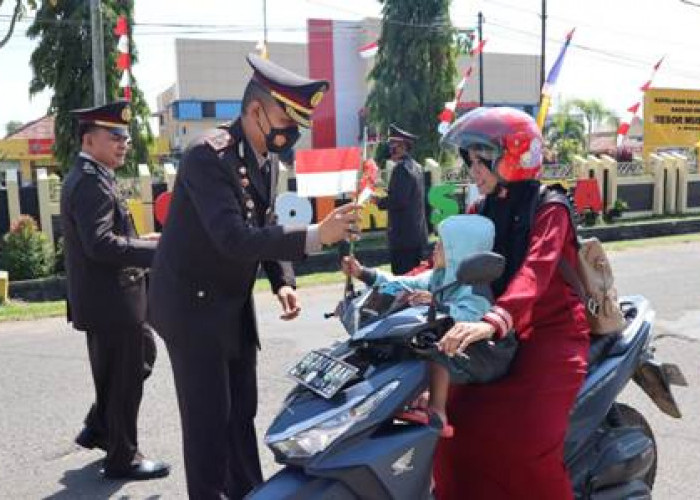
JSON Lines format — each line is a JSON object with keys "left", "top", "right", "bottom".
{"left": 344, "top": 128, "right": 368, "bottom": 299}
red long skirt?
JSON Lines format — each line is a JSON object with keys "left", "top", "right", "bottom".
{"left": 433, "top": 326, "right": 588, "bottom": 500}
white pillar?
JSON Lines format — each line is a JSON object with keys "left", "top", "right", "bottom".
{"left": 138, "top": 163, "right": 154, "bottom": 233}
{"left": 672, "top": 153, "right": 689, "bottom": 213}
{"left": 5, "top": 168, "right": 21, "bottom": 225}
{"left": 600, "top": 154, "right": 618, "bottom": 209}
{"left": 660, "top": 153, "right": 677, "bottom": 214}
{"left": 163, "top": 163, "right": 176, "bottom": 191}
{"left": 648, "top": 153, "right": 665, "bottom": 216}
{"left": 36, "top": 168, "right": 54, "bottom": 244}
{"left": 277, "top": 163, "right": 289, "bottom": 194}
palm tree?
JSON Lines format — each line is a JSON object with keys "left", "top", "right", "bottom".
{"left": 567, "top": 98, "right": 619, "bottom": 151}
{"left": 543, "top": 111, "right": 586, "bottom": 165}
{"left": 544, "top": 112, "right": 586, "bottom": 145}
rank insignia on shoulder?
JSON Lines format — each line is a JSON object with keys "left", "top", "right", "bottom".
{"left": 82, "top": 162, "right": 97, "bottom": 175}
{"left": 204, "top": 129, "right": 232, "bottom": 152}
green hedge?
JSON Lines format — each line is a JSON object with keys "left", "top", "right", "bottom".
{"left": 0, "top": 215, "right": 55, "bottom": 281}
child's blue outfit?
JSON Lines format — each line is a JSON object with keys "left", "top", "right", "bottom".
{"left": 364, "top": 214, "right": 495, "bottom": 323}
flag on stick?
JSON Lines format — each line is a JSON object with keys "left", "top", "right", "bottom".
{"left": 536, "top": 28, "right": 575, "bottom": 130}
{"left": 295, "top": 148, "right": 362, "bottom": 197}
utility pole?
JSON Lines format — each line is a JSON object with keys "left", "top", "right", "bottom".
{"left": 90, "top": 0, "right": 106, "bottom": 106}
{"left": 540, "top": 0, "right": 547, "bottom": 93}
{"left": 263, "top": 0, "right": 268, "bottom": 45}
{"left": 478, "top": 11, "right": 484, "bottom": 106}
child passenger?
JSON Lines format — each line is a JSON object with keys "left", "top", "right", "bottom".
{"left": 341, "top": 214, "right": 495, "bottom": 430}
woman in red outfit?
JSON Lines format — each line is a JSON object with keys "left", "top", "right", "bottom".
{"left": 432, "top": 107, "right": 590, "bottom": 500}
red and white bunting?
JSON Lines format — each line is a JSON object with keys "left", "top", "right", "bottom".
{"left": 114, "top": 15, "right": 131, "bottom": 101}
{"left": 437, "top": 40, "right": 487, "bottom": 135}
{"left": 359, "top": 41, "right": 379, "bottom": 59}
{"left": 617, "top": 56, "right": 664, "bottom": 145}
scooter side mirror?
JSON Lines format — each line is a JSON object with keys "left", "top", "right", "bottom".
{"left": 456, "top": 252, "right": 505, "bottom": 286}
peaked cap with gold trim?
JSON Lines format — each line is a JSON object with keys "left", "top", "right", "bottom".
{"left": 388, "top": 123, "right": 418, "bottom": 143}
{"left": 71, "top": 100, "right": 132, "bottom": 137}
{"left": 247, "top": 53, "right": 329, "bottom": 128}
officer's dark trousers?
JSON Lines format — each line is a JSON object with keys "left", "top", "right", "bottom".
{"left": 166, "top": 337, "right": 261, "bottom": 500}
{"left": 390, "top": 246, "right": 424, "bottom": 275}
{"left": 83, "top": 323, "right": 156, "bottom": 473}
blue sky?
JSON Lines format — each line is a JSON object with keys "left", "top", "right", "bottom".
{"left": 1, "top": 0, "right": 700, "bottom": 132}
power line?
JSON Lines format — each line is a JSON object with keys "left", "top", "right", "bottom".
{"left": 486, "top": 0, "right": 700, "bottom": 53}
{"left": 487, "top": 19, "right": 700, "bottom": 82}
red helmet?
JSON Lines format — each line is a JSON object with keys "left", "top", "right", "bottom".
{"left": 441, "top": 107, "right": 543, "bottom": 182}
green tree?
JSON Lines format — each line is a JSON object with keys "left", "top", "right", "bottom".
{"left": 4, "top": 120, "right": 24, "bottom": 136}
{"left": 27, "top": 0, "right": 152, "bottom": 174}
{"left": 0, "top": 0, "right": 36, "bottom": 50}
{"left": 567, "top": 98, "right": 618, "bottom": 151}
{"left": 543, "top": 111, "right": 586, "bottom": 164}
{"left": 366, "top": 0, "right": 456, "bottom": 163}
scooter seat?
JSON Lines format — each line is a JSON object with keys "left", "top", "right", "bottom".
{"left": 587, "top": 334, "right": 621, "bottom": 371}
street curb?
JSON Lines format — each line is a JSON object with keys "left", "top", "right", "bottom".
{"left": 7, "top": 218, "right": 700, "bottom": 301}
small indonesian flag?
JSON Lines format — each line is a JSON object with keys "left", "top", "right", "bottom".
{"left": 295, "top": 147, "right": 362, "bottom": 197}
{"left": 357, "top": 159, "right": 379, "bottom": 204}
{"left": 359, "top": 41, "right": 379, "bottom": 59}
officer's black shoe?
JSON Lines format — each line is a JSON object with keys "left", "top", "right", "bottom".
{"left": 75, "top": 427, "right": 108, "bottom": 452}
{"left": 102, "top": 459, "right": 171, "bottom": 481}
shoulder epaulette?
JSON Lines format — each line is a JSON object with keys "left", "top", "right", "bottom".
{"left": 204, "top": 128, "right": 233, "bottom": 152}
{"left": 81, "top": 162, "right": 97, "bottom": 175}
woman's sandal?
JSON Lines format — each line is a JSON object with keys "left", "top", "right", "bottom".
{"left": 395, "top": 407, "right": 454, "bottom": 438}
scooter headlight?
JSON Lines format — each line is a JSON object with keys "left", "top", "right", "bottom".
{"left": 270, "top": 380, "right": 400, "bottom": 459}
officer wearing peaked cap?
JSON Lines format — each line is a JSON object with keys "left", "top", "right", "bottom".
{"left": 60, "top": 100, "right": 170, "bottom": 480}
{"left": 375, "top": 123, "right": 429, "bottom": 274}
{"left": 148, "top": 54, "right": 361, "bottom": 499}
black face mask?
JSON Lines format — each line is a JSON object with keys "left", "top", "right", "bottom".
{"left": 258, "top": 105, "right": 300, "bottom": 154}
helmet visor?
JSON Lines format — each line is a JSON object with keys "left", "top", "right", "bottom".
{"left": 441, "top": 129, "right": 501, "bottom": 162}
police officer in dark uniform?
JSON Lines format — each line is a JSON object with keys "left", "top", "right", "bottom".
{"left": 61, "top": 101, "right": 170, "bottom": 480}
{"left": 376, "top": 124, "right": 429, "bottom": 274}
{"left": 148, "top": 54, "right": 360, "bottom": 499}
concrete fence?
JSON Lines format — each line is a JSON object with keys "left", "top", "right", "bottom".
{"left": 1, "top": 154, "right": 699, "bottom": 245}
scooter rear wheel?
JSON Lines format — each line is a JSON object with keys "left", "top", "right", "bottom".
{"left": 610, "top": 403, "right": 657, "bottom": 488}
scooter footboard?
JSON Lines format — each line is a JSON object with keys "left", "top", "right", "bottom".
{"left": 246, "top": 467, "right": 357, "bottom": 500}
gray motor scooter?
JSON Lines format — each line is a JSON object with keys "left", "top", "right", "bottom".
{"left": 248, "top": 252, "right": 686, "bottom": 499}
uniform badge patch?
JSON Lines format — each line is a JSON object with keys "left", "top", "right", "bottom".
{"left": 204, "top": 129, "right": 232, "bottom": 152}
{"left": 82, "top": 162, "right": 97, "bottom": 174}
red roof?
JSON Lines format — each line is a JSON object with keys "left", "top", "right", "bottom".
{"left": 5, "top": 115, "right": 55, "bottom": 140}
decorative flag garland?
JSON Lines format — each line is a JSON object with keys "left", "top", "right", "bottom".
{"left": 536, "top": 28, "right": 575, "bottom": 130}
{"left": 617, "top": 57, "right": 664, "bottom": 145}
{"left": 437, "top": 39, "right": 487, "bottom": 135}
{"left": 114, "top": 15, "right": 131, "bottom": 101}
{"left": 359, "top": 41, "right": 379, "bottom": 59}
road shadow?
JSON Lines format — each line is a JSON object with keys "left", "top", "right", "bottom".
{"left": 42, "top": 458, "right": 161, "bottom": 500}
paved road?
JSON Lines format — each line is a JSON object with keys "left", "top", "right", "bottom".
{"left": 1, "top": 241, "right": 699, "bottom": 499}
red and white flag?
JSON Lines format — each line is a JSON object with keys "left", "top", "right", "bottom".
{"left": 357, "top": 159, "right": 379, "bottom": 204}
{"left": 617, "top": 56, "right": 664, "bottom": 145}
{"left": 295, "top": 147, "right": 362, "bottom": 197}
{"left": 359, "top": 41, "right": 379, "bottom": 59}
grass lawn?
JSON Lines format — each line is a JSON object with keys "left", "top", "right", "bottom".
{"left": 2, "top": 233, "right": 699, "bottom": 323}
{"left": 0, "top": 300, "right": 67, "bottom": 322}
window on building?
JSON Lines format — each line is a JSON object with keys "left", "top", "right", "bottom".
{"left": 202, "top": 101, "right": 216, "bottom": 118}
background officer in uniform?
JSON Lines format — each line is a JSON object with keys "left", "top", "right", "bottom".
{"left": 375, "top": 124, "right": 429, "bottom": 274}
{"left": 148, "top": 54, "right": 360, "bottom": 499}
{"left": 61, "top": 101, "right": 170, "bottom": 480}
